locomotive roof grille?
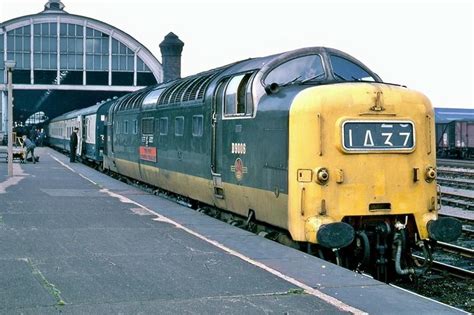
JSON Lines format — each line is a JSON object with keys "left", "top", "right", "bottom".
{"left": 157, "top": 80, "right": 182, "bottom": 105}
{"left": 134, "top": 88, "right": 154, "bottom": 108}
{"left": 196, "top": 74, "right": 215, "bottom": 99}
{"left": 183, "top": 75, "right": 208, "bottom": 102}
{"left": 169, "top": 79, "right": 193, "bottom": 104}
{"left": 126, "top": 87, "right": 155, "bottom": 110}
{"left": 181, "top": 76, "right": 203, "bottom": 102}
{"left": 112, "top": 86, "right": 155, "bottom": 112}
{"left": 124, "top": 93, "right": 141, "bottom": 110}
{"left": 156, "top": 70, "right": 221, "bottom": 106}
{"left": 116, "top": 93, "right": 135, "bottom": 111}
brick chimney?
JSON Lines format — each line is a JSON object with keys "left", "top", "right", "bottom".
{"left": 159, "top": 32, "right": 184, "bottom": 82}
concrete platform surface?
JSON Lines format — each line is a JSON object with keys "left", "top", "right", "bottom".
{"left": 0, "top": 148, "right": 466, "bottom": 314}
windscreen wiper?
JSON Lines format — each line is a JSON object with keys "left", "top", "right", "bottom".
{"left": 301, "top": 73, "right": 325, "bottom": 83}
{"left": 280, "top": 75, "right": 302, "bottom": 87}
{"left": 333, "top": 72, "right": 347, "bottom": 81}
{"left": 265, "top": 76, "right": 301, "bottom": 94}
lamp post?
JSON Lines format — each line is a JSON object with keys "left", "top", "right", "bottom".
{"left": 5, "top": 60, "right": 16, "bottom": 177}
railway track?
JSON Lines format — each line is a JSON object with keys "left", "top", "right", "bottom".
{"left": 440, "top": 187, "right": 474, "bottom": 210}
{"left": 437, "top": 240, "right": 474, "bottom": 259}
{"left": 437, "top": 158, "right": 474, "bottom": 169}
{"left": 437, "top": 167, "right": 474, "bottom": 181}
{"left": 413, "top": 254, "right": 473, "bottom": 280}
{"left": 411, "top": 231, "right": 473, "bottom": 279}
{"left": 437, "top": 177, "right": 474, "bottom": 189}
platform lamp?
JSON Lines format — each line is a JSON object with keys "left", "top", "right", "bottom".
{"left": 5, "top": 60, "right": 16, "bottom": 177}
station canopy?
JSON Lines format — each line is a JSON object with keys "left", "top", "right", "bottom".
{"left": 0, "top": 0, "right": 162, "bottom": 124}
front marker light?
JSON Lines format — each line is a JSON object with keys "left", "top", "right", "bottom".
{"left": 316, "top": 168, "right": 329, "bottom": 185}
{"left": 425, "top": 166, "right": 436, "bottom": 183}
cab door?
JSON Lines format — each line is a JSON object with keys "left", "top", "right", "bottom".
{"left": 211, "top": 80, "right": 226, "bottom": 199}
{"left": 211, "top": 72, "right": 254, "bottom": 202}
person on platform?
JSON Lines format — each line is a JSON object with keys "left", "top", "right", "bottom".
{"left": 29, "top": 127, "right": 38, "bottom": 145}
{"left": 37, "top": 129, "right": 46, "bottom": 147}
{"left": 70, "top": 127, "right": 78, "bottom": 163}
{"left": 22, "top": 135, "right": 36, "bottom": 164}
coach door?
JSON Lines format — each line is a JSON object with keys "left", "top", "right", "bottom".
{"left": 77, "top": 115, "right": 84, "bottom": 156}
{"left": 211, "top": 72, "right": 254, "bottom": 201}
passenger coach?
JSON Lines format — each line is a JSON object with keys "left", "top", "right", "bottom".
{"left": 48, "top": 99, "right": 115, "bottom": 162}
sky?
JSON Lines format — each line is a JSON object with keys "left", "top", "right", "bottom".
{"left": 1, "top": 0, "right": 473, "bottom": 108}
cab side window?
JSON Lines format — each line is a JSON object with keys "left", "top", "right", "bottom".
{"left": 223, "top": 73, "right": 253, "bottom": 117}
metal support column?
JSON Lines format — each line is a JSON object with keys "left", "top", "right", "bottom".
{"left": 6, "top": 60, "right": 16, "bottom": 177}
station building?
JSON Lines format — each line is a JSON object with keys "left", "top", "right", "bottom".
{"left": 0, "top": 0, "right": 184, "bottom": 136}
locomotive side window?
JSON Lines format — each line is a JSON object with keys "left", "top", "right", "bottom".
{"left": 133, "top": 119, "right": 138, "bottom": 134}
{"left": 329, "top": 55, "right": 375, "bottom": 81}
{"left": 159, "top": 117, "right": 168, "bottom": 135}
{"left": 264, "top": 54, "right": 325, "bottom": 85}
{"left": 224, "top": 73, "right": 252, "bottom": 117}
{"left": 175, "top": 116, "right": 184, "bottom": 136}
{"left": 141, "top": 117, "right": 154, "bottom": 135}
{"left": 123, "top": 120, "right": 129, "bottom": 134}
{"left": 192, "top": 115, "right": 203, "bottom": 137}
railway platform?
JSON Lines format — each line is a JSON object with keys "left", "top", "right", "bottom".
{"left": 0, "top": 147, "right": 466, "bottom": 314}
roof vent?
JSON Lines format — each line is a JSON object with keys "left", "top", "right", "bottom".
{"left": 43, "top": 0, "right": 66, "bottom": 13}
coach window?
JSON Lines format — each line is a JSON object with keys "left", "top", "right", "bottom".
{"left": 264, "top": 54, "right": 325, "bottom": 86}
{"left": 224, "top": 73, "right": 253, "bottom": 117}
{"left": 175, "top": 116, "right": 184, "bottom": 136}
{"left": 159, "top": 117, "right": 168, "bottom": 135}
{"left": 192, "top": 115, "right": 203, "bottom": 137}
{"left": 141, "top": 118, "right": 154, "bottom": 135}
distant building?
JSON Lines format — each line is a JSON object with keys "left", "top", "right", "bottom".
{"left": 0, "top": 0, "right": 184, "bottom": 133}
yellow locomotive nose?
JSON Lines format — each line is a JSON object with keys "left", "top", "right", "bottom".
{"left": 287, "top": 82, "right": 453, "bottom": 247}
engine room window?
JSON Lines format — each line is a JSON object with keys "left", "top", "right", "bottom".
{"left": 330, "top": 55, "right": 375, "bottom": 81}
{"left": 175, "top": 116, "right": 184, "bottom": 136}
{"left": 264, "top": 54, "right": 325, "bottom": 85}
{"left": 192, "top": 115, "right": 203, "bottom": 137}
{"left": 159, "top": 117, "right": 168, "bottom": 135}
{"left": 224, "top": 73, "right": 252, "bottom": 117}
{"left": 141, "top": 118, "right": 154, "bottom": 135}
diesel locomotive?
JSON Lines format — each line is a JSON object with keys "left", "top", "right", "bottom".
{"left": 47, "top": 47, "right": 461, "bottom": 281}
